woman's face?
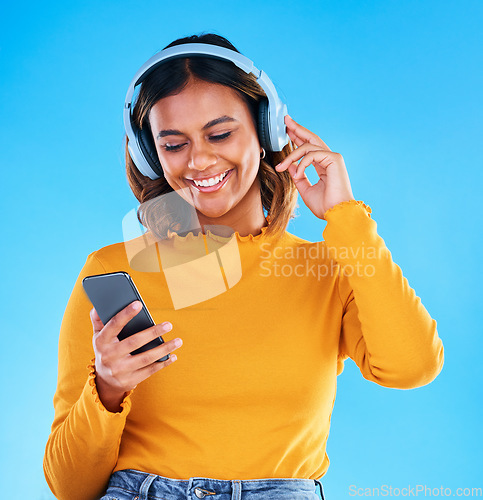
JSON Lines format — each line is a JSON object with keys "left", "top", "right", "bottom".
{"left": 148, "top": 78, "right": 263, "bottom": 229}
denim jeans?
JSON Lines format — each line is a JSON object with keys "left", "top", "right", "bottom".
{"left": 100, "top": 469, "right": 326, "bottom": 500}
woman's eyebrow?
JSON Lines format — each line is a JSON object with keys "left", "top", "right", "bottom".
{"left": 156, "top": 115, "right": 238, "bottom": 140}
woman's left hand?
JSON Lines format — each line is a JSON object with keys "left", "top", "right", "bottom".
{"left": 275, "top": 115, "right": 355, "bottom": 220}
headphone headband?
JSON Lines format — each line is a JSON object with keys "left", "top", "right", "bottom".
{"left": 123, "top": 43, "right": 289, "bottom": 180}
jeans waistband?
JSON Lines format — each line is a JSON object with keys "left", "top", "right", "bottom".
{"left": 105, "top": 469, "right": 325, "bottom": 499}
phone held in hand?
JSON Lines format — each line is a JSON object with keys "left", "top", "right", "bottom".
{"left": 82, "top": 271, "right": 169, "bottom": 362}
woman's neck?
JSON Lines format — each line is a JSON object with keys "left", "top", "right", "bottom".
{"left": 200, "top": 212, "right": 268, "bottom": 238}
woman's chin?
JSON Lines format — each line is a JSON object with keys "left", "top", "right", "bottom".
{"left": 195, "top": 206, "right": 233, "bottom": 225}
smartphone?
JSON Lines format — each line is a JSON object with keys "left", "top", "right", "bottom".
{"left": 82, "top": 271, "right": 169, "bottom": 362}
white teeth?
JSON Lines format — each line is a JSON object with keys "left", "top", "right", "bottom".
{"left": 193, "top": 170, "right": 229, "bottom": 187}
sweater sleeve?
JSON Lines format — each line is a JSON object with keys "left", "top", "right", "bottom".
{"left": 323, "top": 200, "right": 444, "bottom": 389}
{"left": 43, "top": 251, "right": 134, "bottom": 500}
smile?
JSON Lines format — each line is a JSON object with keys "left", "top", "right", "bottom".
{"left": 186, "top": 169, "right": 234, "bottom": 192}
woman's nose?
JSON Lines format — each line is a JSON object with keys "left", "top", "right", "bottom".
{"left": 188, "top": 140, "right": 218, "bottom": 172}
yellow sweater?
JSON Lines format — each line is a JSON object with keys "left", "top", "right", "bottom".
{"left": 43, "top": 200, "right": 444, "bottom": 500}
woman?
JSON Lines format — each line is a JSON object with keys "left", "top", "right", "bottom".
{"left": 43, "top": 33, "right": 444, "bottom": 500}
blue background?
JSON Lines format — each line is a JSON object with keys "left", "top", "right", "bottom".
{"left": 0, "top": 1, "right": 481, "bottom": 498}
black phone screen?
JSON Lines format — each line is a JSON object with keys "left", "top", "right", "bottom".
{"left": 82, "top": 271, "right": 168, "bottom": 362}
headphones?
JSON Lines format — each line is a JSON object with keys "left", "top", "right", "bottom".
{"left": 123, "top": 43, "right": 289, "bottom": 180}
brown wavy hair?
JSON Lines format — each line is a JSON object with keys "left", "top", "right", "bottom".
{"left": 125, "top": 32, "right": 298, "bottom": 241}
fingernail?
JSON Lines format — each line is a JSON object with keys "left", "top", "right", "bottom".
{"left": 174, "top": 338, "right": 182, "bottom": 347}
{"left": 162, "top": 321, "right": 172, "bottom": 331}
{"left": 131, "top": 301, "right": 141, "bottom": 310}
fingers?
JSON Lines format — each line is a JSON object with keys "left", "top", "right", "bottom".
{"left": 94, "top": 337, "right": 181, "bottom": 397}
{"left": 124, "top": 337, "right": 183, "bottom": 372}
{"left": 102, "top": 301, "right": 143, "bottom": 342}
{"left": 129, "top": 352, "right": 178, "bottom": 387}
{"left": 284, "top": 115, "right": 331, "bottom": 151}
{"left": 90, "top": 295, "right": 184, "bottom": 398}
{"left": 117, "top": 320, "right": 174, "bottom": 358}
{"left": 92, "top": 314, "right": 183, "bottom": 395}
{"left": 275, "top": 144, "right": 332, "bottom": 173}
{"left": 294, "top": 153, "right": 318, "bottom": 179}
{"left": 287, "top": 127, "right": 305, "bottom": 148}
{"left": 278, "top": 115, "right": 334, "bottom": 177}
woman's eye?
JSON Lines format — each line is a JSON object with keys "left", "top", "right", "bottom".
{"left": 162, "top": 132, "right": 232, "bottom": 153}
{"left": 210, "top": 131, "right": 232, "bottom": 142}
{"left": 164, "top": 143, "right": 186, "bottom": 152}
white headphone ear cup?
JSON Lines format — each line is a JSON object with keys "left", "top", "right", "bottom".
{"left": 136, "top": 125, "right": 164, "bottom": 178}
{"left": 257, "top": 98, "right": 272, "bottom": 152}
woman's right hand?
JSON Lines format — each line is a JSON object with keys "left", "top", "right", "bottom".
{"left": 89, "top": 301, "right": 182, "bottom": 412}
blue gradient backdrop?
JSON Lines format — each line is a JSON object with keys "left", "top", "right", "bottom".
{"left": 0, "top": 1, "right": 481, "bottom": 498}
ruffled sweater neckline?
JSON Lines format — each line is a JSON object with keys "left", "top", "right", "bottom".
{"left": 166, "top": 224, "right": 270, "bottom": 243}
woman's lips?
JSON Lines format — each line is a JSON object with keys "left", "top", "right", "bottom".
{"left": 186, "top": 169, "right": 234, "bottom": 193}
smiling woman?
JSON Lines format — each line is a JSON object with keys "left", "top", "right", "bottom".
{"left": 147, "top": 79, "right": 268, "bottom": 235}
{"left": 43, "top": 31, "right": 444, "bottom": 500}
{"left": 125, "top": 34, "right": 297, "bottom": 241}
